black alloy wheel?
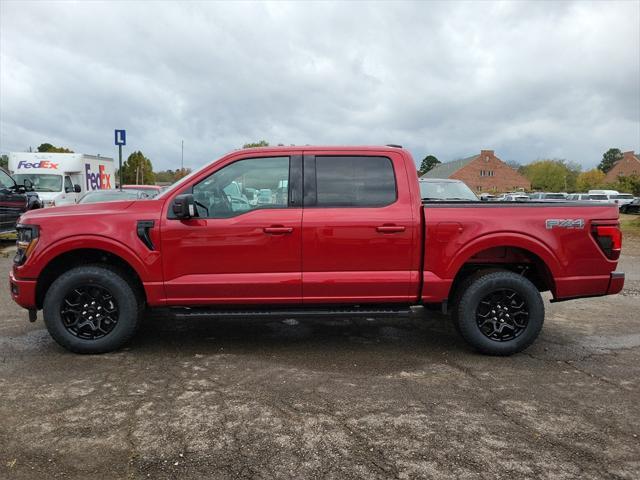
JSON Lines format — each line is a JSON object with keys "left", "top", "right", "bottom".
{"left": 476, "top": 289, "right": 529, "bottom": 342}
{"left": 453, "top": 270, "right": 544, "bottom": 356}
{"left": 60, "top": 285, "right": 119, "bottom": 340}
{"left": 43, "top": 265, "right": 141, "bottom": 353}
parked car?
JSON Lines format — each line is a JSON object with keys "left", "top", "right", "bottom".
{"left": 566, "top": 193, "right": 610, "bottom": 203}
{"left": 479, "top": 193, "right": 497, "bottom": 201}
{"left": 499, "top": 194, "right": 529, "bottom": 202}
{"left": 10, "top": 146, "right": 624, "bottom": 356}
{"left": 610, "top": 193, "right": 635, "bottom": 208}
{"left": 419, "top": 178, "right": 478, "bottom": 201}
{"left": 0, "top": 167, "right": 38, "bottom": 234}
{"left": 121, "top": 185, "right": 163, "bottom": 198}
{"left": 620, "top": 197, "right": 640, "bottom": 214}
{"left": 78, "top": 189, "right": 152, "bottom": 204}
{"left": 528, "top": 192, "right": 567, "bottom": 201}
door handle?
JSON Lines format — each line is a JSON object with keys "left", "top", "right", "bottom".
{"left": 263, "top": 226, "right": 293, "bottom": 234}
{"left": 376, "top": 225, "right": 406, "bottom": 234}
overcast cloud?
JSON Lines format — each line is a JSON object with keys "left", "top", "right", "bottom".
{"left": 1, "top": 0, "right": 639, "bottom": 170}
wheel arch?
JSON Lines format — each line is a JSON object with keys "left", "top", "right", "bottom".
{"left": 34, "top": 238, "right": 149, "bottom": 309}
{"left": 446, "top": 234, "right": 560, "bottom": 302}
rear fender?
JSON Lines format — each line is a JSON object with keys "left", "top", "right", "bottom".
{"left": 446, "top": 232, "right": 562, "bottom": 293}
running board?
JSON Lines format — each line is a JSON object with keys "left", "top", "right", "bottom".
{"left": 168, "top": 306, "right": 413, "bottom": 320}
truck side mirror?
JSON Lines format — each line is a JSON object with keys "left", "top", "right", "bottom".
{"left": 74, "top": 184, "right": 81, "bottom": 193}
{"left": 172, "top": 194, "right": 196, "bottom": 219}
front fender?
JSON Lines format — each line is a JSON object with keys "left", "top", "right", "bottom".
{"left": 18, "top": 234, "right": 160, "bottom": 282}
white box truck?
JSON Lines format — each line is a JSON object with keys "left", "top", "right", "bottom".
{"left": 8, "top": 152, "right": 115, "bottom": 207}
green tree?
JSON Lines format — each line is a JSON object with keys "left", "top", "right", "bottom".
{"left": 153, "top": 168, "right": 193, "bottom": 184}
{"left": 598, "top": 148, "right": 622, "bottom": 173}
{"left": 521, "top": 159, "right": 581, "bottom": 192}
{"left": 611, "top": 174, "right": 640, "bottom": 196}
{"left": 243, "top": 140, "right": 269, "bottom": 148}
{"left": 0, "top": 154, "right": 8, "bottom": 169}
{"left": 418, "top": 155, "right": 440, "bottom": 175}
{"left": 576, "top": 169, "right": 606, "bottom": 192}
{"left": 174, "top": 167, "right": 191, "bottom": 180}
{"left": 119, "top": 151, "right": 155, "bottom": 185}
{"left": 154, "top": 170, "right": 175, "bottom": 183}
{"left": 37, "top": 143, "right": 74, "bottom": 153}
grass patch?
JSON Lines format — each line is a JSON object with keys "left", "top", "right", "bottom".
{"left": 620, "top": 213, "right": 640, "bottom": 236}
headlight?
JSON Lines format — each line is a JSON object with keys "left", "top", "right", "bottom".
{"left": 14, "top": 224, "right": 39, "bottom": 266}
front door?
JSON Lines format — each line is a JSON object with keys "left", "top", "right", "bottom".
{"left": 161, "top": 154, "right": 303, "bottom": 305}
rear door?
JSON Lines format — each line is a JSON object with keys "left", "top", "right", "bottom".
{"left": 301, "top": 151, "right": 418, "bottom": 303}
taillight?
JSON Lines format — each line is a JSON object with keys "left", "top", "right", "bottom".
{"left": 592, "top": 224, "right": 622, "bottom": 260}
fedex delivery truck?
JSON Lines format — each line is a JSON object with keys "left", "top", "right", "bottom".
{"left": 8, "top": 153, "right": 115, "bottom": 207}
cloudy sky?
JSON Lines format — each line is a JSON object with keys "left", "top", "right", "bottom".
{"left": 1, "top": 0, "right": 639, "bottom": 171}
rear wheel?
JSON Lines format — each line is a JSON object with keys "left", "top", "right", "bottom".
{"left": 453, "top": 270, "right": 544, "bottom": 356}
{"left": 43, "top": 265, "right": 141, "bottom": 353}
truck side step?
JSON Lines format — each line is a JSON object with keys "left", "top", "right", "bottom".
{"left": 168, "top": 306, "right": 413, "bottom": 320}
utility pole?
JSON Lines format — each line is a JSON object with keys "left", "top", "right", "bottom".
{"left": 181, "top": 139, "right": 184, "bottom": 171}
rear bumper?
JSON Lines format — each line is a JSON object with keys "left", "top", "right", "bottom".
{"left": 9, "top": 270, "right": 37, "bottom": 310}
{"left": 607, "top": 271, "right": 625, "bottom": 295}
{"left": 552, "top": 271, "right": 624, "bottom": 302}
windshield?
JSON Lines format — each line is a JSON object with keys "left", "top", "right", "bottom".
{"left": 420, "top": 181, "right": 478, "bottom": 201}
{"left": 14, "top": 173, "right": 62, "bottom": 192}
{"left": 79, "top": 191, "right": 141, "bottom": 203}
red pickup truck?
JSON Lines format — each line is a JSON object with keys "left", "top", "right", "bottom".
{"left": 9, "top": 146, "right": 624, "bottom": 355}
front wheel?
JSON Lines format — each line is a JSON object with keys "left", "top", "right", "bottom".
{"left": 453, "top": 270, "right": 544, "bottom": 356}
{"left": 43, "top": 265, "right": 141, "bottom": 354}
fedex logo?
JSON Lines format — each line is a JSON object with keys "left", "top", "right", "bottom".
{"left": 17, "top": 160, "right": 59, "bottom": 169}
{"left": 85, "top": 163, "right": 112, "bottom": 190}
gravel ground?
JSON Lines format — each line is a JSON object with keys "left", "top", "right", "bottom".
{"left": 0, "top": 237, "right": 639, "bottom": 479}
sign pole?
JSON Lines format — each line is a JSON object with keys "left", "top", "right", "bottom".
{"left": 118, "top": 144, "right": 123, "bottom": 191}
{"left": 114, "top": 129, "right": 126, "bottom": 190}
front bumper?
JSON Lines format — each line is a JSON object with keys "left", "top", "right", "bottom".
{"left": 9, "top": 270, "right": 37, "bottom": 310}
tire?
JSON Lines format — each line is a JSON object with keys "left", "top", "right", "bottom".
{"left": 43, "top": 265, "right": 141, "bottom": 354}
{"left": 453, "top": 270, "right": 544, "bottom": 356}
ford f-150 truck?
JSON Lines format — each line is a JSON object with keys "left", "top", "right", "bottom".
{"left": 9, "top": 146, "right": 624, "bottom": 355}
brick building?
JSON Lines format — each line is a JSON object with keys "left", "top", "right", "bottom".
{"left": 604, "top": 150, "right": 640, "bottom": 183}
{"left": 421, "top": 150, "right": 531, "bottom": 193}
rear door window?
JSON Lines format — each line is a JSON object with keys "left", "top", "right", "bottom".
{"left": 314, "top": 156, "right": 396, "bottom": 207}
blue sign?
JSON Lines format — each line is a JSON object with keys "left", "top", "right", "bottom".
{"left": 114, "top": 129, "right": 126, "bottom": 146}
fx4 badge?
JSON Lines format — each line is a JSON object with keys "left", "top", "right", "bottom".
{"left": 545, "top": 219, "right": 585, "bottom": 229}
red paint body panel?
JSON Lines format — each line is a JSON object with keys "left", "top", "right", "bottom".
{"left": 301, "top": 148, "right": 421, "bottom": 303}
{"left": 10, "top": 146, "right": 624, "bottom": 312}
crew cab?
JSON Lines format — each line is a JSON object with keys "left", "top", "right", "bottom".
{"left": 9, "top": 146, "right": 625, "bottom": 355}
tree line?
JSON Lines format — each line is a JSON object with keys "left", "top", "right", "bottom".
{"left": 418, "top": 147, "right": 639, "bottom": 195}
